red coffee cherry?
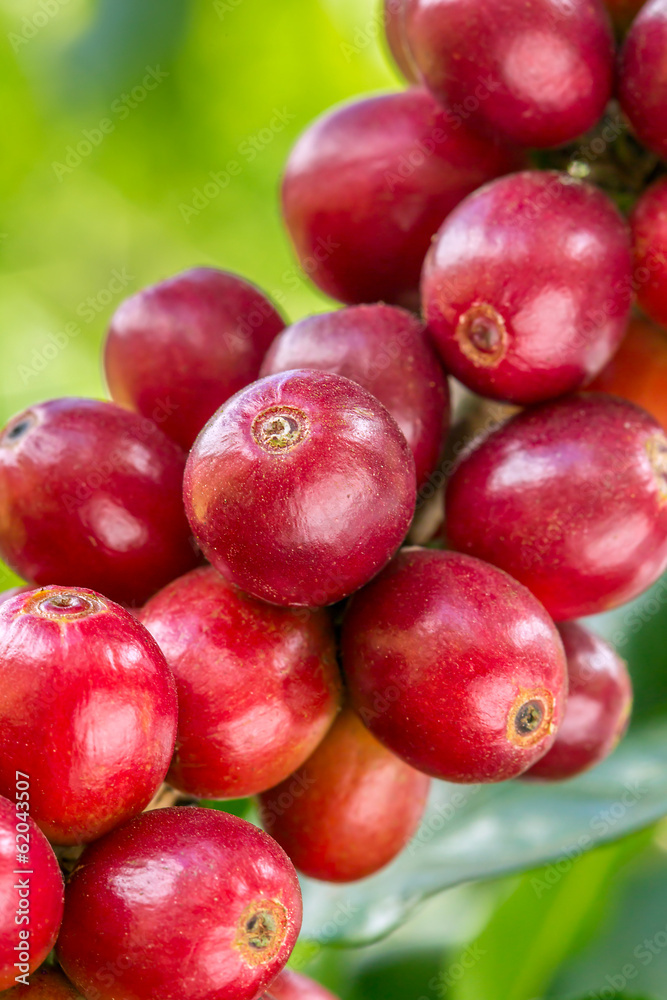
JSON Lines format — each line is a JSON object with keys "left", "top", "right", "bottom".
{"left": 265, "top": 969, "right": 340, "bottom": 1000}
{"left": 446, "top": 394, "right": 667, "bottom": 620}
{"left": 140, "top": 566, "right": 342, "bottom": 799}
{"left": 260, "top": 304, "right": 450, "bottom": 489}
{"left": 259, "top": 707, "right": 430, "bottom": 882}
{"left": 526, "top": 623, "right": 633, "bottom": 780}
{"left": 0, "top": 586, "right": 177, "bottom": 844}
{"left": 421, "top": 171, "right": 632, "bottom": 404}
{"left": 282, "top": 88, "right": 522, "bottom": 307}
{"left": 56, "top": 808, "right": 303, "bottom": 1000}
{"left": 342, "top": 548, "right": 568, "bottom": 783}
{"left": 0, "top": 398, "right": 198, "bottom": 607}
{"left": 105, "top": 268, "right": 285, "bottom": 451}
{"left": 619, "top": 0, "right": 667, "bottom": 161}
{"left": 184, "top": 370, "right": 416, "bottom": 607}
{"left": 403, "top": 0, "right": 614, "bottom": 148}
{"left": 631, "top": 178, "right": 667, "bottom": 331}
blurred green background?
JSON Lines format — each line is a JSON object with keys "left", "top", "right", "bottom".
{"left": 3, "top": 1, "right": 667, "bottom": 997}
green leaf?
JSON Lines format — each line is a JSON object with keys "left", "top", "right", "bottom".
{"left": 299, "top": 720, "right": 667, "bottom": 946}
{"left": 546, "top": 841, "right": 667, "bottom": 997}
{"left": 0, "top": 561, "right": 22, "bottom": 593}
{"left": 449, "top": 832, "right": 649, "bottom": 1000}
{"left": 201, "top": 797, "right": 257, "bottom": 822}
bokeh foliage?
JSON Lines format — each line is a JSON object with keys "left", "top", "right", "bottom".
{"left": 0, "top": 0, "right": 396, "bottom": 428}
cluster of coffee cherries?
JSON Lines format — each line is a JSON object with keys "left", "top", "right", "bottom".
{"left": 2, "top": 0, "right": 667, "bottom": 996}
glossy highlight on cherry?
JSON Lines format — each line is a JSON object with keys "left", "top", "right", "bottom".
{"left": 0, "top": 398, "right": 199, "bottom": 607}
{"left": 140, "top": 566, "right": 342, "bottom": 799}
{"left": 282, "top": 87, "right": 522, "bottom": 307}
{"left": 56, "top": 808, "right": 302, "bottom": 1000}
{"left": 105, "top": 267, "right": 285, "bottom": 451}
{"left": 342, "top": 548, "right": 568, "bottom": 783}
{"left": 446, "top": 394, "right": 667, "bottom": 620}
{"left": 260, "top": 303, "right": 450, "bottom": 488}
{"left": 0, "top": 586, "right": 177, "bottom": 844}
{"left": 184, "top": 369, "right": 417, "bottom": 607}
{"left": 422, "top": 171, "right": 633, "bottom": 404}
